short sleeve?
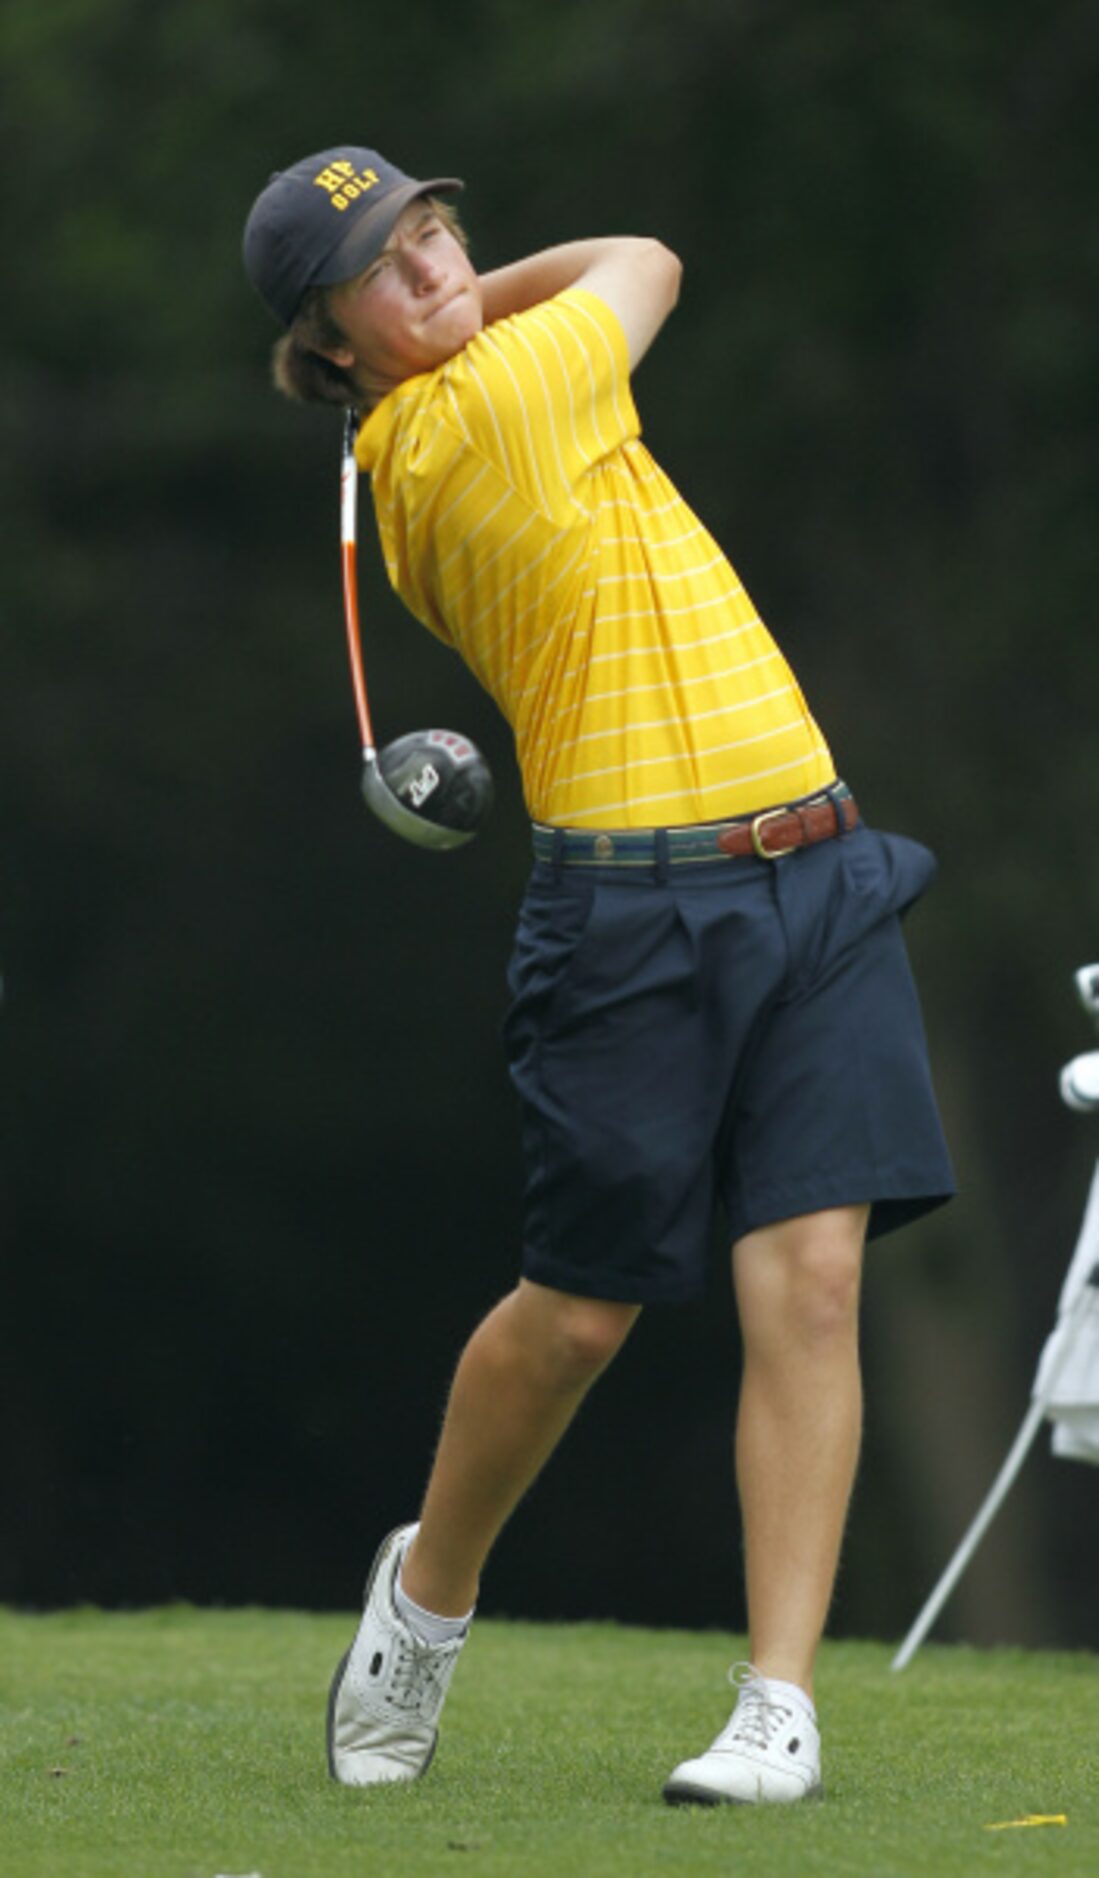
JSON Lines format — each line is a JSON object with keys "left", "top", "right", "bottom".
{"left": 437, "top": 288, "right": 641, "bottom": 522}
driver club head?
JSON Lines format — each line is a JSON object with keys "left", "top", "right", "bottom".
{"left": 362, "top": 728, "right": 494, "bottom": 850}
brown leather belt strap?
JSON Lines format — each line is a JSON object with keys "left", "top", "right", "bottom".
{"left": 718, "top": 790, "right": 859, "bottom": 860}
{"left": 531, "top": 784, "right": 859, "bottom": 868}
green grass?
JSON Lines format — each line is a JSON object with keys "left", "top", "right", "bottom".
{"left": 0, "top": 1608, "right": 1094, "bottom": 1878}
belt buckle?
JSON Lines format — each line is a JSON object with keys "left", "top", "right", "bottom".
{"left": 750, "top": 807, "right": 797, "bottom": 860}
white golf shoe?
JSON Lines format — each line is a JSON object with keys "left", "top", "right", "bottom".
{"left": 327, "top": 1523, "right": 468, "bottom": 1787}
{"left": 663, "top": 1663, "right": 822, "bottom": 1805}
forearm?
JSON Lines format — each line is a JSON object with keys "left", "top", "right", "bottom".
{"left": 479, "top": 237, "right": 665, "bottom": 325}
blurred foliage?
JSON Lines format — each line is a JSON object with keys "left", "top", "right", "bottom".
{"left": 1, "top": 0, "right": 1098, "bottom": 1642}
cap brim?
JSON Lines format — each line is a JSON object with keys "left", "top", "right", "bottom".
{"left": 314, "top": 178, "right": 464, "bottom": 289}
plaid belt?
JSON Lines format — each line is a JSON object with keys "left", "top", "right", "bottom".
{"left": 532, "top": 784, "right": 858, "bottom": 867}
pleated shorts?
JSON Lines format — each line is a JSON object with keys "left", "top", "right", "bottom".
{"left": 503, "top": 821, "right": 955, "bottom": 1303}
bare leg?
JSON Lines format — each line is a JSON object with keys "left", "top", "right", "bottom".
{"left": 400, "top": 1278, "right": 640, "bottom": 1615}
{"left": 732, "top": 1204, "right": 868, "bottom": 1698}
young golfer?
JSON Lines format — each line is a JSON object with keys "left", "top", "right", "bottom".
{"left": 243, "top": 148, "right": 955, "bottom": 1805}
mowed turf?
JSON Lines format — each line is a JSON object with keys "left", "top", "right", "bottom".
{"left": 0, "top": 1606, "right": 1095, "bottom": 1878}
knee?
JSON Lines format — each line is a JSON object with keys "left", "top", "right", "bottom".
{"left": 561, "top": 1296, "right": 638, "bottom": 1374}
{"left": 522, "top": 1287, "right": 640, "bottom": 1385}
{"left": 737, "top": 1210, "right": 866, "bottom": 1355}
{"left": 787, "top": 1238, "right": 862, "bottom": 1345}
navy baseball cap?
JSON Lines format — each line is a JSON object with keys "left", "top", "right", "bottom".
{"left": 243, "top": 146, "right": 464, "bottom": 326}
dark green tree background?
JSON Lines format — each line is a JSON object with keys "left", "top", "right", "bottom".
{"left": 2, "top": 0, "right": 1098, "bottom": 1644}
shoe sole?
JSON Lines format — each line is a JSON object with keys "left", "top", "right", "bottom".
{"left": 325, "top": 1645, "right": 353, "bottom": 1782}
{"left": 326, "top": 1524, "right": 437, "bottom": 1785}
{"left": 663, "top": 1778, "right": 824, "bottom": 1807}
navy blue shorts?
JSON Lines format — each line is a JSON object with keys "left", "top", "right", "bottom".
{"left": 503, "top": 819, "right": 955, "bottom": 1303}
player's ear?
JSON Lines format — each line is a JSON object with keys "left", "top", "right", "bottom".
{"left": 316, "top": 342, "right": 356, "bottom": 370}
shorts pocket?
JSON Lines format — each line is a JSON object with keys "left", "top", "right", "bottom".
{"left": 839, "top": 826, "right": 938, "bottom": 922}
{"left": 503, "top": 875, "right": 599, "bottom": 1055}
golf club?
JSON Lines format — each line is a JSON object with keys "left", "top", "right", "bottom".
{"left": 340, "top": 408, "right": 493, "bottom": 850}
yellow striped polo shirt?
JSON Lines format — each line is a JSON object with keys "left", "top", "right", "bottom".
{"left": 357, "top": 287, "right": 834, "bottom": 827}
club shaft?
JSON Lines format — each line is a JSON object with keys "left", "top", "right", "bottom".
{"left": 891, "top": 1279, "right": 1099, "bottom": 1671}
{"left": 340, "top": 412, "right": 376, "bottom": 758}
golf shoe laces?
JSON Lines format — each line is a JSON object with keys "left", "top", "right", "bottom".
{"left": 387, "top": 1628, "right": 465, "bottom": 1718}
{"left": 715, "top": 1662, "right": 795, "bottom": 1751}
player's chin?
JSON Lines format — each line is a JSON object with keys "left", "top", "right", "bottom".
{"left": 424, "top": 293, "right": 481, "bottom": 354}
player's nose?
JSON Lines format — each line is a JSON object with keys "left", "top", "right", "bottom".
{"left": 408, "top": 247, "right": 445, "bottom": 290}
